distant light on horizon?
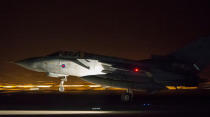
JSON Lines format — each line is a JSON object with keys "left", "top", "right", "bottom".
{"left": 0, "top": 83, "right": 200, "bottom": 92}
{"left": 166, "top": 86, "right": 198, "bottom": 90}
{"left": 0, "top": 83, "right": 125, "bottom": 92}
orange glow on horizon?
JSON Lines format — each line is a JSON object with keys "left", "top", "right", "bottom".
{"left": 166, "top": 86, "right": 198, "bottom": 90}
{"left": 0, "top": 82, "right": 199, "bottom": 92}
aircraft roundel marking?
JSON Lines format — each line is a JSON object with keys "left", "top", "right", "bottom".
{"left": 61, "top": 64, "right": 65, "bottom": 68}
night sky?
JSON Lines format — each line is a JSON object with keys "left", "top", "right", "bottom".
{"left": 0, "top": 0, "right": 210, "bottom": 83}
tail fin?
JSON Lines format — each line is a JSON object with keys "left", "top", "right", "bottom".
{"left": 169, "top": 37, "right": 210, "bottom": 71}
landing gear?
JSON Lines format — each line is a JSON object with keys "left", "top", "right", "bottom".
{"left": 121, "top": 88, "right": 133, "bottom": 102}
{"left": 59, "top": 76, "right": 67, "bottom": 92}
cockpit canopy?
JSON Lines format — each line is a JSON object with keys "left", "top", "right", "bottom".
{"left": 47, "top": 51, "right": 85, "bottom": 58}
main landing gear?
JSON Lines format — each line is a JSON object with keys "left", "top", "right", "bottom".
{"left": 59, "top": 76, "right": 67, "bottom": 92}
{"left": 121, "top": 88, "right": 133, "bottom": 102}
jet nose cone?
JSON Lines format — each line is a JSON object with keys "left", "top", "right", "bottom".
{"left": 15, "top": 58, "right": 44, "bottom": 72}
{"left": 15, "top": 60, "right": 29, "bottom": 68}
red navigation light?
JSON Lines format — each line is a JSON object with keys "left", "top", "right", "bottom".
{"left": 134, "top": 68, "right": 140, "bottom": 72}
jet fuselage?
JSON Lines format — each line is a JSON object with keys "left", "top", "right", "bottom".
{"left": 15, "top": 51, "right": 199, "bottom": 91}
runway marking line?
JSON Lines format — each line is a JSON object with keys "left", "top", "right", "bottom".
{"left": 0, "top": 110, "right": 147, "bottom": 115}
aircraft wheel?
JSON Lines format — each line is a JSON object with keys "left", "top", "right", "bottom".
{"left": 121, "top": 93, "right": 132, "bottom": 102}
{"left": 59, "top": 86, "right": 64, "bottom": 92}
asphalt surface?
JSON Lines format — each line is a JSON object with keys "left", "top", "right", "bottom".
{"left": 0, "top": 90, "right": 210, "bottom": 117}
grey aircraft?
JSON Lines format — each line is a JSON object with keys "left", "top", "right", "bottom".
{"left": 15, "top": 37, "right": 210, "bottom": 101}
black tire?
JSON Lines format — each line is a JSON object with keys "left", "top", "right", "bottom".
{"left": 121, "top": 93, "right": 132, "bottom": 102}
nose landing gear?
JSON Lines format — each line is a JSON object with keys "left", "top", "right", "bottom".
{"left": 59, "top": 76, "right": 67, "bottom": 92}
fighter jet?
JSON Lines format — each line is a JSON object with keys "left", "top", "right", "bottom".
{"left": 15, "top": 37, "right": 210, "bottom": 101}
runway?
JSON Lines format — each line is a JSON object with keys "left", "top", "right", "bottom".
{"left": 0, "top": 110, "right": 154, "bottom": 115}
{"left": 0, "top": 110, "right": 209, "bottom": 117}
{"left": 0, "top": 90, "right": 210, "bottom": 116}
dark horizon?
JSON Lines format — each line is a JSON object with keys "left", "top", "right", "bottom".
{"left": 0, "top": 0, "right": 210, "bottom": 83}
